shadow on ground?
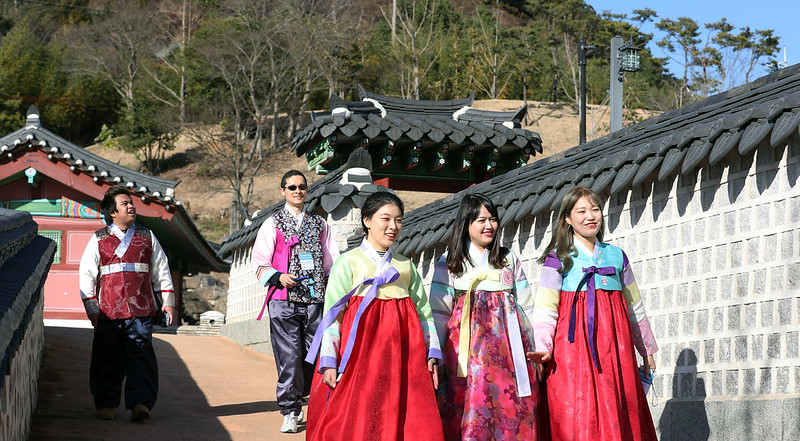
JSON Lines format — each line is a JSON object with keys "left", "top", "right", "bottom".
{"left": 29, "top": 326, "right": 263, "bottom": 441}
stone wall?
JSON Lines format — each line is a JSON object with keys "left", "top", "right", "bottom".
{"left": 182, "top": 273, "right": 229, "bottom": 324}
{"left": 0, "top": 298, "right": 44, "bottom": 441}
{"left": 413, "top": 137, "right": 800, "bottom": 440}
{"left": 0, "top": 207, "right": 55, "bottom": 441}
{"left": 220, "top": 246, "right": 273, "bottom": 354}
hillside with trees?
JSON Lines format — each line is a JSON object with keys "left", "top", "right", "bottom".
{"left": 0, "top": 0, "right": 783, "bottom": 235}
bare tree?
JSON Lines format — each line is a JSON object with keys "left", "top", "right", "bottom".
{"left": 185, "top": 119, "right": 262, "bottom": 233}
{"left": 70, "top": 3, "right": 167, "bottom": 115}
{"left": 472, "top": 3, "right": 513, "bottom": 99}
{"left": 283, "top": 0, "right": 361, "bottom": 133}
{"left": 381, "top": 0, "right": 445, "bottom": 99}
{"left": 144, "top": 0, "right": 208, "bottom": 125}
{"left": 69, "top": 2, "right": 179, "bottom": 174}
{"left": 188, "top": 0, "right": 349, "bottom": 231}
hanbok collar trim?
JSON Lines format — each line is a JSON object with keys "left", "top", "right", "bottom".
{"left": 109, "top": 223, "right": 135, "bottom": 258}
{"left": 573, "top": 235, "right": 600, "bottom": 260}
{"left": 360, "top": 238, "right": 393, "bottom": 276}
{"left": 467, "top": 242, "right": 489, "bottom": 268}
{"left": 283, "top": 204, "right": 305, "bottom": 229}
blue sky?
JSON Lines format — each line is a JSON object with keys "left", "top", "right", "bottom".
{"left": 586, "top": 1, "right": 795, "bottom": 81}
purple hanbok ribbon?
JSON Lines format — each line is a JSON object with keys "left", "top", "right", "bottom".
{"left": 568, "top": 265, "right": 616, "bottom": 370}
{"left": 305, "top": 266, "right": 400, "bottom": 374}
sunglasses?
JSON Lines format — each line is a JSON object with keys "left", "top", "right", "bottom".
{"left": 284, "top": 184, "right": 308, "bottom": 191}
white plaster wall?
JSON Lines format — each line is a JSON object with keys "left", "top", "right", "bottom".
{"left": 225, "top": 246, "right": 269, "bottom": 324}
{"left": 413, "top": 136, "right": 800, "bottom": 440}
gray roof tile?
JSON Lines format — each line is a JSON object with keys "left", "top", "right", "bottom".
{"left": 394, "top": 64, "right": 800, "bottom": 255}
{"left": 1, "top": 107, "right": 226, "bottom": 272}
{"left": 1, "top": 208, "right": 56, "bottom": 374}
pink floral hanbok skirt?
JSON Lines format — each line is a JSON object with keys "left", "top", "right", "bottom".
{"left": 440, "top": 290, "right": 539, "bottom": 441}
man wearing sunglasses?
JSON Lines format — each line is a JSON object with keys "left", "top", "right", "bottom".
{"left": 252, "top": 170, "right": 339, "bottom": 433}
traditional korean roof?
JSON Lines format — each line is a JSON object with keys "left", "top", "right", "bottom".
{"left": 218, "top": 149, "right": 388, "bottom": 258}
{"left": 291, "top": 86, "right": 543, "bottom": 192}
{"left": 0, "top": 106, "right": 228, "bottom": 273}
{"left": 393, "top": 64, "right": 800, "bottom": 256}
{"left": 3, "top": 107, "right": 180, "bottom": 201}
{"left": 0, "top": 208, "right": 56, "bottom": 374}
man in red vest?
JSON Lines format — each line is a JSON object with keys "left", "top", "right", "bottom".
{"left": 79, "top": 186, "right": 175, "bottom": 422}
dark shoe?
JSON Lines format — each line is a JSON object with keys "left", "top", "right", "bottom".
{"left": 96, "top": 408, "right": 115, "bottom": 420}
{"left": 131, "top": 404, "right": 150, "bottom": 422}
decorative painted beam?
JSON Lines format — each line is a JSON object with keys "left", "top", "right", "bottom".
{"left": 405, "top": 141, "right": 422, "bottom": 170}
{"left": 306, "top": 136, "right": 337, "bottom": 170}
{"left": 430, "top": 143, "right": 448, "bottom": 172}
{"left": 517, "top": 147, "right": 531, "bottom": 167}
{"left": 379, "top": 140, "right": 395, "bottom": 168}
{"left": 457, "top": 144, "right": 474, "bottom": 173}
{"left": 486, "top": 147, "right": 500, "bottom": 173}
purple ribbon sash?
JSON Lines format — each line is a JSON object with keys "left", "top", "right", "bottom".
{"left": 305, "top": 266, "right": 400, "bottom": 374}
{"left": 568, "top": 265, "right": 616, "bottom": 370}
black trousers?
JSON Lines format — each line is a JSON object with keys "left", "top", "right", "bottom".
{"left": 90, "top": 316, "right": 158, "bottom": 410}
{"left": 268, "top": 301, "right": 323, "bottom": 415}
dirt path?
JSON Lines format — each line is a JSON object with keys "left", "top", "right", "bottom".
{"left": 30, "top": 326, "right": 305, "bottom": 441}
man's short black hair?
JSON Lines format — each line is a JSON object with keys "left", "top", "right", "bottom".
{"left": 101, "top": 186, "right": 131, "bottom": 224}
{"left": 280, "top": 170, "right": 307, "bottom": 188}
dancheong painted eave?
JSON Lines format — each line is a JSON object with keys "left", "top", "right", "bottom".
{"left": 0, "top": 105, "right": 228, "bottom": 273}
{"left": 290, "top": 86, "right": 543, "bottom": 192}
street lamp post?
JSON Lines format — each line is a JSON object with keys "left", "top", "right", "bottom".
{"left": 609, "top": 36, "right": 641, "bottom": 132}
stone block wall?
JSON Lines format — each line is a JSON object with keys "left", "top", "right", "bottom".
{"left": 0, "top": 207, "right": 55, "bottom": 441}
{"left": 414, "top": 137, "right": 800, "bottom": 440}
{"left": 0, "top": 299, "right": 44, "bottom": 441}
{"left": 220, "top": 246, "right": 273, "bottom": 353}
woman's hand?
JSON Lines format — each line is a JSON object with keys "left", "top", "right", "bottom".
{"left": 322, "top": 368, "right": 337, "bottom": 389}
{"left": 526, "top": 351, "right": 551, "bottom": 364}
{"left": 428, "top": 358, "right": 439, "bottom": 390}
{"left": 641, "top": 354, "right": 656, "bottom": 379}
{"left": 527, "top": 351, "right": 551, "bottom": 382}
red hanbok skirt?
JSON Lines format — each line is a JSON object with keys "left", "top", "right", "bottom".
{"left": 306, "top": 296, "right": 444, "bottom": 441}
{"left": 541, "top": 289, "right": 657, "bottom": 441}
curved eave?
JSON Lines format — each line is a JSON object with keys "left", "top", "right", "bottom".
{"left": 394, "top": 64, "right": 800, "bottom": 255}
{"left": 0, "top": 125, "right": 179, "bottom": 204}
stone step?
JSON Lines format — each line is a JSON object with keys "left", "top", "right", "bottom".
{"left": 175, "top": 324, "right": 223, "bottom": 336}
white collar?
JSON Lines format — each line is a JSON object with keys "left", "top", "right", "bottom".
{"left": 573, "top": 235, "right": 599, "bottom": 259}
{"left": 467, "top": 242, "right": 489, "bottom": 267}
{"left": 109, "top": 223, "right": 136, "bottom": 258}
{"left": 284, "top": 204, "right": 305, "bottom": 225}
{"left": 360, "top": 238, "right": 393, "bottom": 275}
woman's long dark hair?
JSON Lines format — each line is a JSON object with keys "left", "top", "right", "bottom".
{"left": 446, "top": 194, "right": 504, "bottom": 276}
{"left": 538, "top": 186, "right": 605, "bottom": 273}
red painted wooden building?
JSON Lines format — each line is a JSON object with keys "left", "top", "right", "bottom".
{"left": 0, "top": 106, "right": 228, "bottom": 321}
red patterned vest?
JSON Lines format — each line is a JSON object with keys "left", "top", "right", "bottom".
{"left": 96, "top": 225, "right": 157, "bottom": 320}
